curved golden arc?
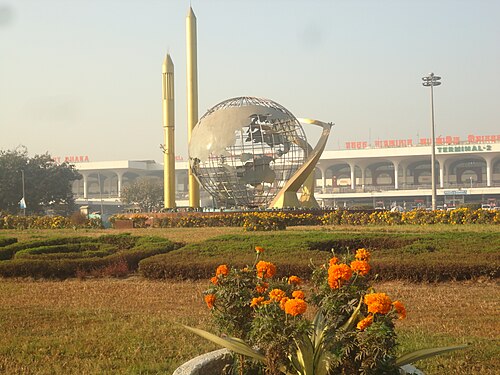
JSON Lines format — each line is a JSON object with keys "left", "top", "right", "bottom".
{"left": 268, "top": 118, "right": 332, "bottom": 209}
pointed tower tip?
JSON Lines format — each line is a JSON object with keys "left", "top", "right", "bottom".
{"left": 167, "top": 54, "right": 174, "bottom": 69}
{"left": 163, "top": 54, "right": 174, "bottom": 72}
{"left": 162, "top": 55, "right": 168, "bottom": 72}
{"left": 187, "top": 6, "right": 196, "bottom": 18}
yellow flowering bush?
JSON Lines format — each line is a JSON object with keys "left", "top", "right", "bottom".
{"left": 113, "top": 208, "right": 498, "bottom": 229}
{"left": 0, "top": 214, "right": 102, "bottom": 229}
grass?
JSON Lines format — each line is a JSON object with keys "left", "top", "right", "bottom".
{"left": 1, "top": 223, "right": 498, "bottom": 244}
{"left": 0, "top": 278, "right": 498, "bottom": 374}
{"left": 0, "top": 225, "right": 499, "bottom": 374}
{"left": 138, "top": 229, "right": 499, "bottom": 280}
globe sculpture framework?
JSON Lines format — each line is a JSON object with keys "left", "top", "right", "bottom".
{"left": 189, "top": 97, "right": 309, "bottom": 208}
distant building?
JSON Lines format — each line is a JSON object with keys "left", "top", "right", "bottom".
{"left": 72, "top": 136, "right": 500, "bottom": 211}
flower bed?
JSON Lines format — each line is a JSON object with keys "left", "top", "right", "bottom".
{"left": 184, "top": 246, "right": 465, "bottom": 374}
{"left": 111, "top": 208, "right": 500, "bottom": 229}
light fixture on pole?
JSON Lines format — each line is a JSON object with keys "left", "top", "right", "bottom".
{"left": 422, "top": 72, "right": 442, "bottom": 210}
{"left": 20, "top": 170, "right": 26, "bottom": 216}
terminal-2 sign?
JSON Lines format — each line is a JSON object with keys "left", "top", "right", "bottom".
{"left": 436, "top": 144, "right": 492, "bottom": 153}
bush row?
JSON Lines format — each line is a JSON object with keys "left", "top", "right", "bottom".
{"left": 0, "top": 237, "right": 17, "bottom": 248}
{"left": 14, "top": 243, "right": 117, "bottom": 260}
{"left": 0, "top": 214, "right": 103, "bottom": 229}
{"left": 0, "top": 234, "right": 182, "bottom": 279}
{"left": 0, "top": 236, "right": 93, "bottom": 261}
{"left": 138, "top": 231, "right": 499, "bottom": 282}
{"left": 138, "top": 255, "right": 499, "bottom": 282}
{"left": 113, "top": 208, "right": 500, "bottom": 230}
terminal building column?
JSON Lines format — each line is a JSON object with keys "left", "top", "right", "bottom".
{"left": 354, "top": 161, "right": 368, "bottom": 191}
{"left": 317, "top": 165, "right": 327, "bottom": 192}
{"left": 392, "top": 161, "right": 399, "bottom": 190}
{"left": 439, "top": 160, "right": 445, "bottom": 188}
{"left": 82, "top": 173, "right": 88, "bottom": 199}
{"left": 348, "top": 163, "right": 356, "bottom": 190}
{"left": 116, "top": 171, "right": 124, "bottom": 197}
{"left": 484, "top": 156, "right": 493, "bottom": 187}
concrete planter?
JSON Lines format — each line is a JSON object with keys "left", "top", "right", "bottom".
{"left": 173, "top": 349, "right": 424, "bottom": 375}
{"left": 172, "top": 349, "right": 232, "bottom": 375}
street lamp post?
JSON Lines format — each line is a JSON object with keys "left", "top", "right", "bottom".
{"left": 21, "top": 170, "right": 26, "bottom": 216}
{"left": 422, "top": 72, "right": 442, "bottom": 210}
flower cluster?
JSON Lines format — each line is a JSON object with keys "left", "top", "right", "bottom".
{"left": 203, "top": 246, "right": 312, "bottom": 373}
{"left": 309, "top": 248, "right": 408, "bottom": 374}
{"left": 190, "top": 245, "right": 468, "bottom": 375}
{"left": 202, "top": 246, "right": 408, "bottom": 375}
{"left": 0, "top": 214, "right": 102, "bottom": 229}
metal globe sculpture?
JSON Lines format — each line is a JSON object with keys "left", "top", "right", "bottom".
{"left": 189, "top": 97, "right": 308, "bottom": 208}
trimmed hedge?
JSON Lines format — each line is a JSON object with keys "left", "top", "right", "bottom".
{"left": 0, "top": 236, "right": 93, "bottom": 261}
{"left": 139, "top": 231, "right": 500, "bottom": 281}
{"left": 0, "top": 234, "right": 182, "bottom": 279}
{"left": 0, "top": 237, "right": 17, "bottom": 248}
{"left": 15, "top": 244, "right": 117, "bottom": 260}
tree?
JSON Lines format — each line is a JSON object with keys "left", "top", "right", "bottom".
{"left": 121, "top": 177, "right": 163, "bottom": 213}
{"left": 0, "top": 146, "right": 82, "bottom": 215}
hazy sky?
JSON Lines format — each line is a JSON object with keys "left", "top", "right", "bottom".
{"left": 1, "top": 0, "right": 499, "bottom": 163}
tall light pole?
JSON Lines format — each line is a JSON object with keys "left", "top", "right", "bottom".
{"left": 21, "top": 170, "right": 26, "bottom": 216}
{"left": 422, "top": 72, "right": 441, "bottom": 210}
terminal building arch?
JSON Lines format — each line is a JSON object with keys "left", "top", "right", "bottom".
{"left": 448, "top": 158, "right": 486, "bottom": 186}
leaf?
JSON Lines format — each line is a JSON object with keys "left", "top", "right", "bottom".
{"left": 340, "top": 297, "right": 362, "bottom": 331}
{"left": 295, "top": 335, "right": 314, "bottom": 374}
{"left": 183, "top": 325, "right": 266, "bottom": 362}
{"left": 396, "top": 345, "right": 468, "bottom": 366}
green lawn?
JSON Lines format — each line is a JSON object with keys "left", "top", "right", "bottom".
{"left": 0, "top": 225, "right": 498, "bottom": 374}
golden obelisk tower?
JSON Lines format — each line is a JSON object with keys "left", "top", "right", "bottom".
{"left": 162, "top": 54, "right": 176, "bottom": 209}
{"left": 186, "top": 7, "right": 200, "bottom": 208}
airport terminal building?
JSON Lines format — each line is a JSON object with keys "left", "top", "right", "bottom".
{"left": 72, "top": 134, "right": 500, "bottom": 212}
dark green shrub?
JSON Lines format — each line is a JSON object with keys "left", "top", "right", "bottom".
{"left": 0, "top": 236, "right": 93, "bottom": 260}
{"left": 97, "top": 233, "right": 139, "bottom": 249}
{"left": 0, "top": 237, "right": 17, "bottom": 248}
{"left": 117, "top": 240, "right": 181, "bottom": 270}
{"left": 0, "top": 235, "right": 182, "bottom": 279}
{"left": 15, "top": 244, "right": 117, "bottom": 260}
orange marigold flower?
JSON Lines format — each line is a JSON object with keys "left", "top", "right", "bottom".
{"left": 255, "top": 246, "right": 264, "bottom": 253}
{"left": 256, "top": 261, "right": 276, "bottom": 278}
{"left": 328, "top": 277, "right": 340, "bottom": 289}
{"left": 279, "top": 296, "right": 289, "bottom": 310}
{"left": 327, "top": 263, "right": 353, "bottom": 289}
{"left": 216, "top": 264, "right": 229, "bottom": 276}
{"left": 269, "top": 288, "right": 287, "bottom": 302}
{"left": 350, "top": 260, "right": 371, "bottom": 276}
{"left": 284, "top": 298, "right": 307, "bottom": 316}
{"left": 210, "top": 276, "right": 218, "bottom": 285}
{"left": 250, "top": 296, "right": 265, "bottom": 308}
{"left": 364, "top": 293, "right": 392, "bottom": 315}
{"left": 288, "top": 275, "right": 303, "bottom": 285}
{"left": 356, "top": 314, "right": 373, "bottom": 330}
{"left": 292, "top": 290, "right": 305, "bottom": 300}
{"left": 355, "top": 248, "right": 371, "bottom": 261}
{"left": 392, "top": 300, "right": 407, "bottom": 320}
{"left": 329, "top": 257, "right": 339, "bottom": 266}
{"left": 255, "top": 282, "right": 269, "bottom": 294}
{"left": 204, "top": 294, "right": 216, "bottom": 309}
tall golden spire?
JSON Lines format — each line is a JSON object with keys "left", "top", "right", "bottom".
{"left": 186, "top": 7, "right": 200, "bottom": 208}
{"left": 162, "top": 54, "right": 176, "bottom": 209}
